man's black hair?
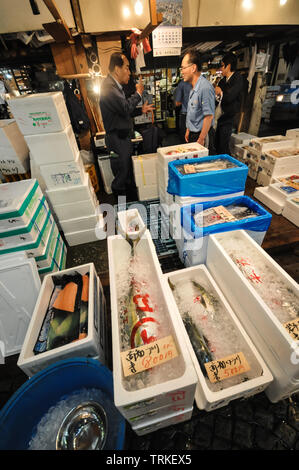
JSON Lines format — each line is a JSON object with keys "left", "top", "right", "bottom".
{"left": 184, "top": 48, "right": 203, "bottom": 72}
{"left": 222, "top": 52, "right": 238, "bottom": 72}
{"left": 109, "top": 52, "right": 125, "bottom": 73}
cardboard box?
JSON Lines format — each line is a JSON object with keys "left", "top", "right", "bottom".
{"left": 8, "top": 92, "right": 70, "bottom": 135}
{"left": 18, "top": 263, "right": 106, "bottom": 377}
{"left": 0, "top": 119, "right": 29, "bottom": 174}
{"left": 24, "top": 124, "right": 78, "bottom": 165}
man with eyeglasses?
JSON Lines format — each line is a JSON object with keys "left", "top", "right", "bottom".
{"left": 180, "top": 49, "right": 215, "bottom": 152}
{"left": 100, "top": 52, "right": 154, "bottom": 200}
{"left": 214, "top": 52, "right": 244, "bottom": 155}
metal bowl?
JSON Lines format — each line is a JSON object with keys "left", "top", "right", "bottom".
{"left": 56, "top": 401, "right": 108, "bottom": 450}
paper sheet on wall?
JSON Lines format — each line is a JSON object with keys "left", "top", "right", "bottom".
{"left": 153, "top": 0, "right": 183, "bottom": 57}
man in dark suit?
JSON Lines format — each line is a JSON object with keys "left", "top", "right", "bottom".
{"left": 214, "top": 52, "right": 244, "bottom": 155}
{"left": 99, "top": 53, "right": 154, "bottom": 199}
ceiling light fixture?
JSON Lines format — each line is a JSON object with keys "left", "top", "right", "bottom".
{"left": 280, "top": 0, "right": 287, "bottom": 5}
{"left": 123, "top": 6, "right": 131, "bottom": 18}
{"left": 242, "top": 0, "right": 253, "bottom": 10}
{"left": 135, "top": 1, "right": 143, "bottom": 16}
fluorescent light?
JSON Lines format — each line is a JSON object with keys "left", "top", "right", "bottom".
{"left": 276, "top": 94, "right": 284, "bottom": 102}
{"left": 123, "top": 6, "right": 131, "bottom": 18}
{"left": 280, "top": 0, "right": 287, "bottom": 5}
{"left": 242, "top": 0, "right": 253, "bottom": 10}
{"left": 135, "top": 1, "right": 143, "bottom": 15}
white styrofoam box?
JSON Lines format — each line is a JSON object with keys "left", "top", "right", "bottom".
{"left": 59, "top": 213, "right": 98, "bottom": 234}
{"left": 24, "top": 124, "right": 78, "bottom": 165}
{"left": 248, "top": 167, "right": 259, "bottom": 180}
{"left": 117, "top": 208, "right": 146, "bottom": 241}
{"left": 230, "top": 132, "right": 256, "bottom": 147}
{"left": 45, "top": 172, "right": 93, "bottom": 206}
{"left": 0, "top": 119, "right": 29, "bottom": 174}
{"left": 0, "top": 209, "right": 53, "bottom": 258}
{"left": 260, "top": 152, "right": 299, "bottom": 178}
{"left": 132, "top": 407, "right": 193, "bottom": 436}
{"left": 97, "top": 154, "right": 114, "bottom": 194}
{"left": 282, "top": 197, "right": 299, "bottom": 227}
{"left": 39, "top": 152, "right": 85, "bottom": 189}
{"left": 38, "top": 233, "right": 64, "bottom": 275}
{"left": 206, "top": 229, "right": 299, "bottom": 402}
{"left": 247, "top": 146, "right": 261, "bottom": 164}
{"left": 0, "top": 255, "right": 41, "bottom": 357}
{"left": 268, "top": 182, "right": 299, "bottom": 204}
{"left": 0, "top": 179, "right": 43, "bottom": 231}
{"left": 127, "top": 402, "right": 192, "bottom": 427}
{"left": 253, "top": 186, "right": 285, "bottom": 215}
{"left": 0, "top": 197, "right": 49, "bottom": 250}
{"left": 137, "top": 184, "right": 159, "bottom": 201}
{"left": 163, "top": 265, "right": 273, "bottom": 411}
{"left": 108, "top": 231, "right": 198, "bottom": 420}
{"left": 257, "top": 171, "right": 276, "bottom": 187}
{"left": 233, "top": 144, "right": 249, "bottom": 161}
{"left": 8, "top": 92, "right": 70, "bottom": 136}
{"left": 157, "top": 143, "right": 208, "bottom": 169}
{"left": 18, "top": 263, "right": 105, "bottom": 377}
{"left": 249, "top": 136, "right": 295, "bottom": 152}
{"left": 132, "top": 153, "right": 157, "bottom": 187}
{"left": 35, "top": 223, "right": 59, "bottom": 269}
{"left": 64, "top": 224, "right": 101, "bottom": 246}
{"left": 30, "top": 157, "right": 47, "bottom": 193}
{"left": 52, "top": 194, "right": 98, "bottom": 220}
{"left": 174, "top": 191, "right": 244, "bottom": 208}
{"left": 286, "top": 128, "right": 299, "bottom": 140}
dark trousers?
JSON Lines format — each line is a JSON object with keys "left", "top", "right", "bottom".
{"left": 179, "top": 113, "right": 187, "bottom": 144}
{"left": 188, "top": 127, "right": 216, "bottom": 155}
{"left": 105, "top": 132, "right": 134, "bottom": 194}
{"left": 215, "top": 116, "right": 234, "bottom": 155}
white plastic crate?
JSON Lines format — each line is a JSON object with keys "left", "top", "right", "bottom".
{"left": 132, "top": 407, "right": 193, "bottom": 436}
{"left": 157, "top": 143, "right": 208, "bottom": 169}
{"left": 39, "top": 153, "right": 85, "bottom": 190}
{"left": 8, "top": 92, "right": 70, "bottom": 135}
{"left": 108, "top": 231, "right": 198, "bottom": 420}
{"left": 25, "top": 124, "right": 79, "bottom": 165}
{"left": 0, "top": 254, "right": 41, "bottom": 357}
{"left": 52, "top": 196, "right": 99, "bottom": 220}
{"left": 282, "top": 197, "right": 299, "bottom": 227}
{"left": 18, "top": 263, "right": 106, "bottom": 377}
{"left": 206, "top": 229, "right": 299, "bottom": 402}
{"left": 163, "top": 265, "right": 273, "bottom": 411}
{"left": 0, "top": 179, "right": 43, "bottom": 231}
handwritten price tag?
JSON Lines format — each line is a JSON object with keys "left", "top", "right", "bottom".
{"left": 284, "top": 317, "right": 299, "bottom": 340}
{"left": 204, "top": 351, "right": 250, "bottom": 383}
{"left": 213, "top": 206, "right": 236, "bottom": 222}
{"left": 121, "top": 335, "right": 179, "bottom": 377}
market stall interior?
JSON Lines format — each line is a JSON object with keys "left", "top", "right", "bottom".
{"left": 0, "top": 0, "right": 299, "bottom": 451}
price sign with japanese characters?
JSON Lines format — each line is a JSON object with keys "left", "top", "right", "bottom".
{"left": 121, "top": 335, "right": 179, "bottom": 377}
{"left": 204, "top": 351, "right": 251, "bottom": 384}
{"left": 284, "top": 318, "right": 299, "bottom": 340}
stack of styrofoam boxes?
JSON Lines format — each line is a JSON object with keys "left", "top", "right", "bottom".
{"left": 162, "top": 265, "right": 273, "bottom": 411}
{"left": 282, "top": 196, "right": 299, "bottom": 227}
{"left": 261, "top": 86, "right": 281, "bottom": 122}
{"left": 18, "top": 263, "right": 107, "bottom": 377}
{"left": 0, "top": 119, "right": 30, "bottom": 178}
{"left": 176, "top": 196, "right": 271, "bottom": 267}
{"left": 108, "top": 226, "right": 198, "bottom": 435}
{"left": 8, "top": 92, "right": 102, "bottom": 247}
{"left": 230, "top": 132, "right": 256, "bottom": 160}
{"left": 207, "top": 229, "right": 299, "bottom": 402}
{"left": 0, "top": 252, "right": 41, "bottom": 360}
{"left": 256, "top": 143, "right": 299, "bottom": 188}
{"left": 246, "top": 135, "right": 295, "bottom": 184}
{"left": 0, "top": 179, "right": 66, "bottom": 279}
{"left": 254, "top": 180, "right": 299, "bottom": 215}
{"left": 132, "top": 153, "right": 159, "bottom": 201}
{"left": 286, "top": 128, "right": 299, "bottom": 141}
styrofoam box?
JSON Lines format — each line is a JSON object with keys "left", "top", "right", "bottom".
{"left": 39, "top": 239, "right": 67, "bottom": 281}
{"left": 59, "top": 212, "right": 99, "bottom": 234}
{"left": 0, "top": 211, "right": 54, "bottom": 258}
{"left": 286, "top": 128, "right": 299, "bottom": 140}
{"left": 117, "top": 208, "right": 146, "bottom": 241}
{"left": 282, "top": 197, "right": 299, "bottom": 227}
{"left": 108, "top": 231, "right": 198, "bottom": 420}
{"left": 46, "top": 172, "right": 94, "bottom": 206}
{"left": 253, "top": 186, "right": 285, "bottom": 215}
{"left": 138, "top": 184, "right": 159, "bottom": 201}
{"left": 233, "top": 144, "right": 249, "bottom": 161}
{"left": 35, "top": 223, "right": 59, "bottom": 269}
{"left": 157, "top": 143, "right": 208, "bottom": 168}
{"left": 0, "top": 119, "right": 29, "bottom": 174}
{"left": 25, "top": 124, "right": 79, "bottom": 165}
{"left": 132, "top": 407, "right": 193, "bottom": 436}
{"left": 132, "top": 153, "right": 157, "bottom": 187}
{"left": 38, "top": 234, "right": 64, "bottom": 275}
{"left": 268, "top": 182, "right": 299, "bottom": 203}
{"left": 230, "top": 132, "right": 256, "bottom": 147}
{"left": 259, "top": 153, "right": 299, "bottom": 178}
{"left": 0, "top": 255, "right": 41, "bottom": 356}
{"left": 0, "top": 197, "right": 49, "bottom": 250}
{"left": 127, "top": 402, "right": 192, "bottom": 427}
{"left": 39, "top": 152, "right": 85, "bottom": 189}
{"left": 8, "top": 92, "right": 70, "bottom": 136}
{"left": 174, "top": 190, "right": 244, "bottom": 208}
{"left": 0, "top": 179, "right": 43, "bottom": 231}
{"left": 257, "top": 171, "right": 276, "bottom": 187}
{"left": 30, "top": 157, "right": 47, "bottom": 193}
{"left": 97, "top": 155, "right": 114, "bottom": 194}
{"left": 18, "top": 263, "right": 105, "bottom": 377}
{"left": 247, "top": 147, "right": 261, "bottom": 163}
{"left": 53, "top": 196, "right": 98, "bottom": 220}
{"left": 64, "top": 224, "right": 101, "bottom": 246}
{"left": 206, "top": 229, "right": 299, "bottom": 402}
{"left": 249, "top": 136, "right": 295, "bottom": 152}
{"left": 163, "top": 265, "right": 273, "bottom": 411}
